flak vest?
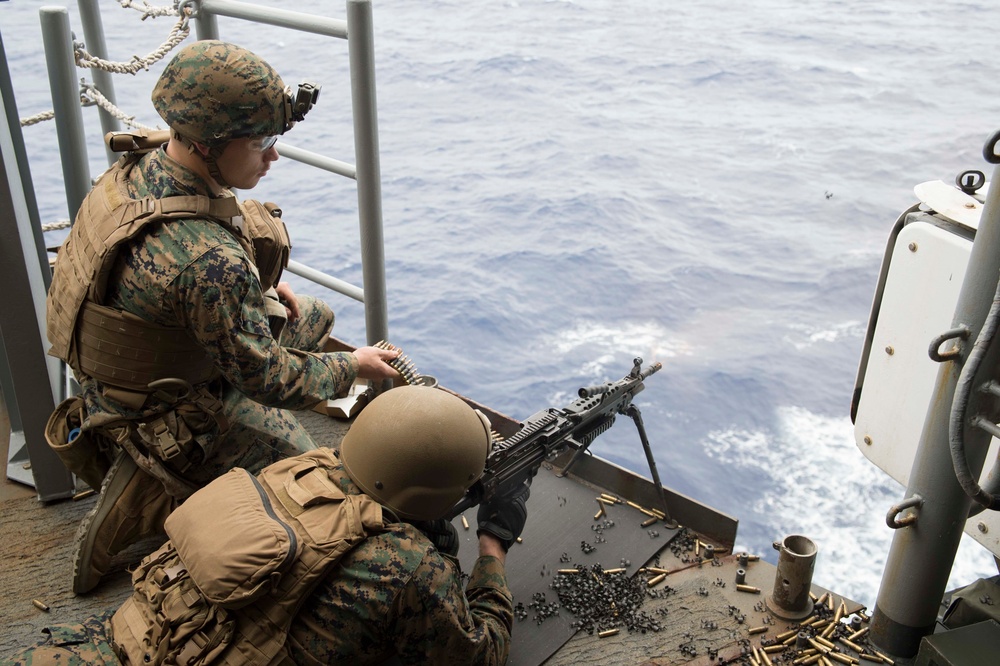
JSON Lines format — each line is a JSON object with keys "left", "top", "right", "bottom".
{"left": 42, "top": 152, "right": 293, "bottom": 493}
{"left": 109, "top": 448, "right": 386, "bottom": 666}
{"left": 45, "top": 150, "right": 292, "bottom": 394}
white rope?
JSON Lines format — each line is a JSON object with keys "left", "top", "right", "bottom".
{"left": 80, "top": 82, "right": 159, "bottom": 130}
{"left": 42, "top": 220, "right": 72, "bottom": 232}
{"left": 19, "top": 0, "right": 191, "bottom": 127}
{"left": 73, "top": 8, "right": 191, "bottom": 75}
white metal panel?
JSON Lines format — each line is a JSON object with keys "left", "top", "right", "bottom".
{"left": 853, "top": 219, "right": 1000, "bottom": 556}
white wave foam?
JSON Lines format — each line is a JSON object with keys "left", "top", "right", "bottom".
{"left": 783, "top": 320, "right": 866, "bottom": 350}
{"left": 704, "top": 406, "right": 997, "bottom": 608}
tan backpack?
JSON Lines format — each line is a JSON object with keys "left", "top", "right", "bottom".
{"left": 109, "top": 448, "right": 384, "bottom": 665}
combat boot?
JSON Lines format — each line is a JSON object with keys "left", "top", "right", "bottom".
{"left": 73, "top": 450, "right": 175, "bottom": 594}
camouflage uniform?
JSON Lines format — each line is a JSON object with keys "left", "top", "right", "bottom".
{"left": 288, "top": 488, "right": 513, "bottom": 665}
{"left": 78, "top": 146, "right": 358, "bottom": 480}
{"left": 0, "top": 613, "right": 118, "bottom": 666}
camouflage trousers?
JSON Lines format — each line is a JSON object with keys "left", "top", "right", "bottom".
{"left": 0, "top": 613, "right": 119, "bottom": 666}
{"left": 183, "top": 294, "right": 334, "bottom": 484}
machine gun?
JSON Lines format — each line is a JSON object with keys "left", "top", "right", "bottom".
{"left": 447, "top": 357, "right": 674, "bottom": 525}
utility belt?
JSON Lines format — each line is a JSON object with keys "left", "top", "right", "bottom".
{"left": 46, "top": 378, "right": 229, "bottom": 498}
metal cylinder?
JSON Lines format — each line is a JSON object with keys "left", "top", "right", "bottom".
{"left": 765, "top": 534, "right": 817, "bottom": 620}
{"left": 735, "top": 568, "right": 746, "bottom": 585}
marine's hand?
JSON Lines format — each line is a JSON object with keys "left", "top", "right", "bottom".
{"left": 275, "top": 281, "right": 300, "bottom": 321}
{"left": 353, "top": 345, "right": 402, "bottom": 381}
{"left": 476, "top": 482, "right": 529, "bottom": 552}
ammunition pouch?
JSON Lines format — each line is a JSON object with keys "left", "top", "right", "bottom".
{"left": 45, "top": 395, "right": 112, "bottom": 492}
{"left": 110, "top": 541, "right": 235, "bottom": 666}
{"left": 110, "top": 384, "right": 231, "bottom": 500}
{"left": 238, "top": 200, "right": 290, "bottom": 294}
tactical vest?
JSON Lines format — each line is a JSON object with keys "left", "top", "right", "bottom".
{"left": 109, "top": 448, "right": 385, "bottom": 666}
{"left": 46, "top": 151, "right": 291, "bottom": 394}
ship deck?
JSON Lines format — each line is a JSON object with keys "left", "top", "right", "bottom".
{"left": 0, "top": 393, "right": 869, "bottom": 666}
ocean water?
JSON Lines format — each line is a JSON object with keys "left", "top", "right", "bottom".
{"left": 3, "top": 0, "right": 1000, "bottom": 607}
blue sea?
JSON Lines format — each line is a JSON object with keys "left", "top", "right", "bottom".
{"left": 3, "top": 0, "right": 999, "bottom": 607}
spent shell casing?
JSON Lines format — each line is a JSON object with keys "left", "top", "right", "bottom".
{"left": 516, "top": 537, "right": 523, "bottom": 543}
{"left": 749, "top": 626, "right": 768, "bottom": 635}
{"left": 594, "top": 507, "right": 605, "bottom": 520}
{"left": 848, "top": 627, "right": 870, "bottom": 641}
{"left": 461, "top": 515, "right": 469, "bottom": 530}
{"left": 808, "top": 638, "right": 831, "bottom": 654}
{"left": 813, "top": 636, "right": 835, "bottom": 650}
{"left": 647, "top": 573, "right": 667, "bottom": 587}
{"left": 73, "top": 489, "right": 96, "bottom": 501}
{"left": 558, "top": 569, "right": 583, "bottom": 575}
{"left": 598, "top": 628, "right": 619, "bottom": 638}
{"left": 776, "top": 629, "right": 799, "bottom": 642}
{"left": 641, "top": 516, "right": 658, "bottom": 527}
{"left": 763, "top": 645, "right": 785, "bottom": 654}
{"left": 600, "top": 493, "right": 619, "bottom": 503}
{"left": 736, "top": 584, "right": 761, "bottom": 594}
{"left": 32, "top": 599, "right": 49, "bottom": 612}
{"left": 602, "top": 567, "right": 625, "bottom": 574}
{"left": 872, "top": 650, "right": 894, "bottom": 665}
{"left": 817, "top": 591, "right": 830, "bottom": 606}
{"left": 645, "top": 566, "right": 671, "bottom": 575}
{"left": 809, "top": 591, "right": 819, "bottom": 601}
{"left": 826, "top": 653, "right": 855, "bottom": 666}
{"left": 838, "top": 637, "right": 863, "bottom": 653}
{"left": 596, "top": 496, "right": 616, "bottom": 505}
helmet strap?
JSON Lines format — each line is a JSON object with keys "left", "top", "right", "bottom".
{"left": 170, "top": 129, "right": 231, "bottom": 189}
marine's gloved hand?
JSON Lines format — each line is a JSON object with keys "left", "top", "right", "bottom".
{"left": 413, "top": 518, "right": 460, "bottom": 558}
{"left": 476, "top": 482, "right": 530, "bottom": 552}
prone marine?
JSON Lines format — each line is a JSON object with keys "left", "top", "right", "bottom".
{"left": 42, "top": 39, "right": 402, "bottom": 595}
{"left": 1, "top": 385, "right": 529, "bottom": 665}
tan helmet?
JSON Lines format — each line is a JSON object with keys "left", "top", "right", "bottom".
{"left": 340, "top": 386, "right": 492, "bottom": 521}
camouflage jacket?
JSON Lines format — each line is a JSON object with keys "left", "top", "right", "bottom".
{"left": 288, "top": 518, "right": 513, "bottom": 665}
{"left": 57, "top": 148, "right": 358, "bottom": 424}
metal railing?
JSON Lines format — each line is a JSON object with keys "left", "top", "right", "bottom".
{"left": 5, "top": 0, "right": 389, "bottom": 498}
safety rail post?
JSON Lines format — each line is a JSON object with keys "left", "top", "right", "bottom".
{"left": 346, "top": 0, "right": 389, "bottom": 347}
{"left": 40, "top": 6, "right": 92, "bottom": 223}
{"left": 77, "top": 0, "right": 122, "bottom": 166}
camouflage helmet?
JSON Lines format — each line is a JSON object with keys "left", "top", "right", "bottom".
{"left": 340, "top": 386, "right": 493, "bottom": 521}
{"left": 151, "top": 40, "right": 306, "bottom": 146}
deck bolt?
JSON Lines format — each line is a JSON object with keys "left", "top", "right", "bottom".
{"left": 885, "top": 345, "right": 894, "bottom": 355}
{"left": 864, "top": 435, "right": 872, "bottom": 445}
{"left": 908, "top": 242, "right": 918, "bottom": 252}
{"left": 978, "top": 521, "right": 988, "bottom": 533}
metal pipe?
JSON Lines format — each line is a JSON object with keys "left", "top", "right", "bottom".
{"left": 285, "top": 259, "right": 364, "bottom": 303}
{"left": 77, "top": 0, "right": 121, "bottom": 165}
{"left": 347, "top": 0, "right": 389, "bottom": 348}
{"left": 276, "top": 142, "right": 356, "bottom": 179}
{"left": 198, "top": 0, "right": 348, "bottom": 38}
{"left": 40, "top": 6, "right": 91, "bottom": 220}
{"left": 870, "top": 156, "right": 1000, "bottom": 658}
{"left": 0, "top": 33, "right": 74, "bottom": 498}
